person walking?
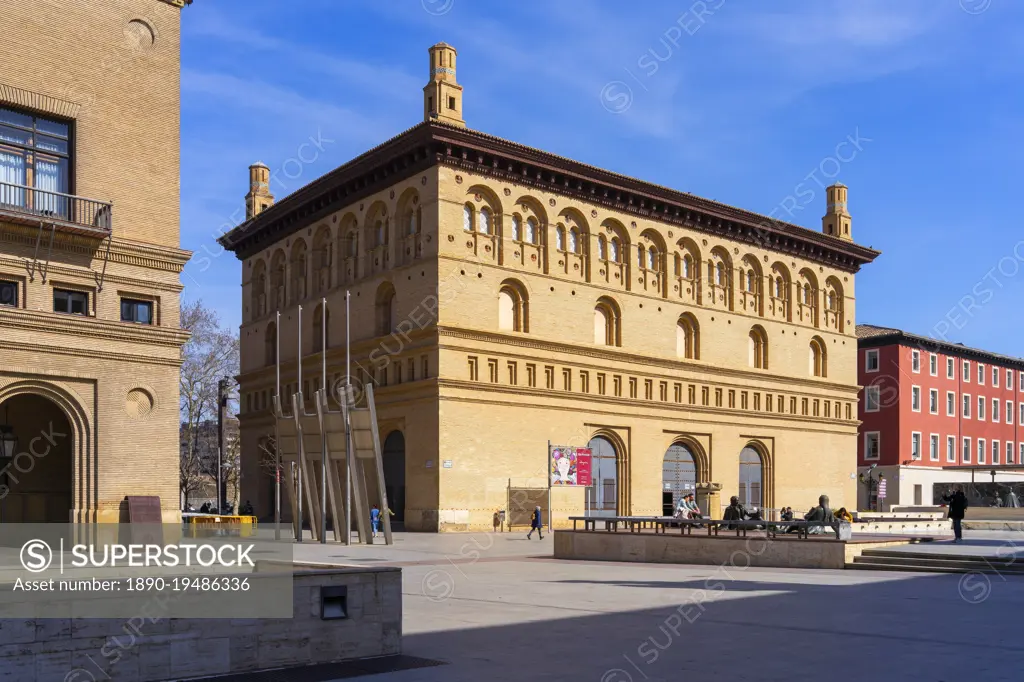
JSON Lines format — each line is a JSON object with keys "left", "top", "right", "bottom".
{"left": 370, "top": 504, "right": 381, "bottom": 539}
{"left": 526, "top": 505, "right": 544, "bottom": 539}
{"left": 943, "top": 486, "right": 968, "bottom": 543}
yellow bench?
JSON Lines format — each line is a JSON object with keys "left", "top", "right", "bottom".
{"left": 184, "top": 515, "right": 258, "bottom": 537}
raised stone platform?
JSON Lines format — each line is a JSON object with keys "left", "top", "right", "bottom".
{"left": 554, "top": 529, "right": 920, "bottom": 570}
{"left": 0, "top": 563, "right": 401, "bottom": 681}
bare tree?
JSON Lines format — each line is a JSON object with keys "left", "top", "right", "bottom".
{"left": 180, "top": 300, "right": 239, "bottom": 510}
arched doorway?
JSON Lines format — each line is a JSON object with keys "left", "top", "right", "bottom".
{"left": 0, "top": 393, "right": 73, "bottom": 523}
{"left": 739, "top": 446, "right": 764, "bottom": 509}
{"left": 663, "top": 443, "right": 698, "bottom": 516}
{"left": 587, "top": 435, "right": 618, "bottom": 517}
{"left": 382, "top": 431, "right": 405, "bottom": 530}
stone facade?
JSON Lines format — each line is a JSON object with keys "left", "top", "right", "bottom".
{"left": 223, "top": 43, "right": 879, "bottom": 532}
{"left": 0, "top": 0, "right": 190, "bottom": 523}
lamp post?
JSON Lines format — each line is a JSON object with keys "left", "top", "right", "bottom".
{"left": 0, "top": 409, "right": 17, "bottom": 524}
{"left": 217, "top": 377, "right": 229, "bottom": 513}
{"left": 858, "top": 464, "right": 885, "bottom": 511}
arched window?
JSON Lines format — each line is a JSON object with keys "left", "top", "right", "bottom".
{"left": 498, "top": 280, "right": 528, "bottom": 332}
{"left": 407, "top": 211, "right": 417, "bottom": 235}
{"left": 265, "top": 321, "right": 277, "bottom": 366}
{"left": 716, "top": 262, "right": 725, "bottom": 286}
{"left": 588, "top": 435, "right": 619, "bottom": 516}
{"left": 290, "top": 240, "right": 308, "bottom": 302}
{"left": 376, "top": 283, "right": 396, "bottom": 336}
{"left": 525, "top": 218, "right": 537, "bottom": 244}
{"left": 774, "top": 276, "right": 783, "bottom": 298}
{"left": 313, "top": 303, "right": 329, "bottom": 352}
{"left": 810, "top": 337, "right": 827, "bottom": 377}
{"left": 746, "top": 270, "right": 755, "bottom": 292}
{"left": 748, "top": 326, "right": 768, "bottom": 369}
{"left": 556, "top": 225, "right": 565, "bottom": 251}
{"left": 374, "top": 220, "right": 386, "bottom": 247}
{"left": 463, "top": 204, "right": 473, "bottom": 232}
{"left": 646, "top": 246, "right": 656, "bottom": 271}
{"left": 637, "top": 245, "right": 645, "bottom": 269}
{"left": 511, "top": 215, "right": 521, "bottom": 242}
{"left": 610, "top": 237, "right": 620, "bottom": 262}
{"left": 346, "top": 230, "right": 359, "bottom": 258}
{"left": 478, "top": 207, "right": 491, "bottom": 235}
{"left": 676, "top": 314, "right": 700, "bottom": 360}
{"left": 594, "top": 297, "right": 621, "bottom": 346}
{"left": 682, "top": 254, "right": 693, "bottom": 279}
{"left": 568, "top": 227, "right": 579, "bottom": 253}
{"left": 598, "top": 235, "right": 607, "bottom": 260}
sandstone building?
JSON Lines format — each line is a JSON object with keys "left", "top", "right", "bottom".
{"left": 222, "top": 43, "right": 879, "bottom": 531}
{"left": 0, "top": 0, "right": 190, "bottom": 523}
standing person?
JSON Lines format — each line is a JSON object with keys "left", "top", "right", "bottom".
{"left": 943, "top": 486, "right": 968, "bottom": 543}
{"left": 526, "top": 505, "right": 544, "bottom": 540}
{"left": 370, "top": 504, "right": 381, "bottom": 539}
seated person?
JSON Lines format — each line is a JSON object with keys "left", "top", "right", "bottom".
{"left": 836, "top": 507, "right": 854, "bottom": 523}
{"left": 683, "top": 494, "right": 707, "bottom": 525}
{"left": 804, "top": 495, "right": 837, "bottom": 535}
{"left": 722, "top": 496, "right": 750, "bottom": 529}
{"left": 780, "top": 506, "right": 795, "bottom": 522}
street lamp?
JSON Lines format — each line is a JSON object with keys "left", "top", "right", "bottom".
{"left": 0, "top": 401, "right": 16, "bottom": 459}
{"left": 0, "top": 425, "right": 16, "bottom": 459}
{"left": 858, "top": 464, "right": 885, "bottom": 511}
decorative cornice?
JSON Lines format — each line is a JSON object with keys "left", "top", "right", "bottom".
{"left": 0, "top": 339, "right": 182, "bottom": 368}
{"left": 436, "top": 325, "right": 861, "bottom": 396}
{"left": 0, "top": 308, "right": 190, "bottom": 349}
{"left": 0, "top": 82, "right": 80, "bottom": 119}
{"left": 219, "top": 122, "right": 880, "bottom": 273}
{"left": 0, "top": 222, "right": 191, "bottom": 274}
{"left": 436, "top": 380, "right": 859, "bottom": 430}
{"left": 158, "top": 0, "right": 192, "bottom": 8}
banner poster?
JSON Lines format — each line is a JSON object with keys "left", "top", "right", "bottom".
{"left": 550, "top": 446, "right": 592, "bottom": 486}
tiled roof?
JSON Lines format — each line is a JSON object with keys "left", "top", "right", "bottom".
{"left": 856, "top": 324, "right": 1024, "bottom": 370}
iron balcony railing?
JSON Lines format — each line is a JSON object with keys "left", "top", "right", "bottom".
{"left": 0, "top": 181, "right": 112, "bottom": 236}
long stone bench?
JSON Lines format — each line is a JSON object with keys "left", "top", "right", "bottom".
{"left": 568, "top": 516, "right": 852, "bottom": 540}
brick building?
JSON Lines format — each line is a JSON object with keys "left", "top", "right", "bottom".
{"left": 857, "top": 324, "right": 1024, "bottom": 509}
{"left": 222, "top": 43, "right": 880, "bottom": 531}
{"left": 0, "top": 0, "right": 191, "bottom": 523}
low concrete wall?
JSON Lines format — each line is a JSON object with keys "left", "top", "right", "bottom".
{"left": 554, "top": 531, "right": 910, "bottom": 570}
{"left": 0, "top": 566, "right": 401, "bottom": 681}
{"left": 852, "top": 520, "right": 951, "bottom": 535}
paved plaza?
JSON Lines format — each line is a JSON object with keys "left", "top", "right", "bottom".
{"left": 288, "top": 530, "right": 1024, "bottom": 682}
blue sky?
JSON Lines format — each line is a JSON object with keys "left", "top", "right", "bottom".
{"left": 180, "top": 0, "right": 1024, "bottom": 356}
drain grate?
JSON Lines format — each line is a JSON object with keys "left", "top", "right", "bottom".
{"left": 182, "top": 655, "right": 446, "bottom": 682}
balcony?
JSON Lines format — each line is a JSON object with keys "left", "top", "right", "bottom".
{"left": 0, "top": 181, "right": 112, "bottom": 238}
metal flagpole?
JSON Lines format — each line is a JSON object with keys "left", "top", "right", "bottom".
{"left": 320, "top": 297, "right": 328, "bottom": 544}
{"left": 345, "top": 290, "right": 352, "bottom": 546}
{"left": 274, "top": 310, "right": 281, "bottom": 541}
{"left": 296, "top": 305, "right": 303, "bottom": 543}
{"left": 547, "top": 440, "right": 552, "bottom": 534}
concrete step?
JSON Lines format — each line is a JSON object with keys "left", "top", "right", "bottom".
{"left": 859, "top": 548, "right": 1020, "bottom": 565}
{"left": 845, "top": 561, "right": 1016, "bottom": 575}
{"left": 850, "top": 554, "right": 1024, "bottom": 573}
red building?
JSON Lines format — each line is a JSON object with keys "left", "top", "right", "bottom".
{"left": 856, "top": 325, "right": 1024, "bottom": 507}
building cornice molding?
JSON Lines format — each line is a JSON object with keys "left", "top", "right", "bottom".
{"left": 158, "top": 0, "right": 192, "bottom": 8}
{"left": 436, "top": 380, "right": 859, "bottom": 432}
{"left": 220, "top": 122, "right": 880, "bottom": 273}
{"left": 435, "top": 325, "right": 861, "bottom": 396}
{"left": 0, "top": 339, "right": 183, "bottom": 368}
{"left": 0, "top": 223, "right": 192, "bottom": 273}
{"left": 0, "top": 256, "right": 184, "bottom": 293}
{"left": 0, "top": 308, "right": 190, "bottom": 349}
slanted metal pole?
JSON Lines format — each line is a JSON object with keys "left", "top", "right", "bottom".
{"left": 275, "top": 310, "right": 281, "bottom": 541}
{"left": 297, "top": 305, "right": 303, "bottom": 542}
{"left": 345, "top": 290, "right": 352, "bottom": 546}
{"left": 320, "top": 298, "right": 328, "bottom": 544}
